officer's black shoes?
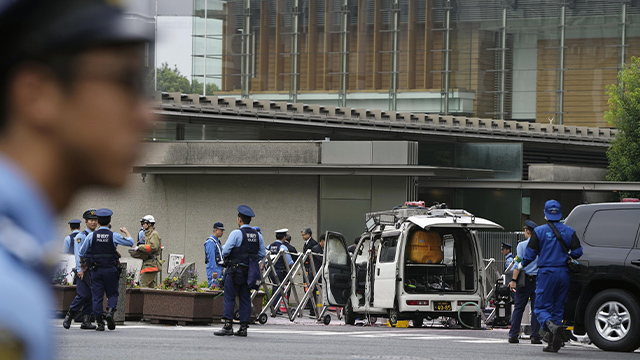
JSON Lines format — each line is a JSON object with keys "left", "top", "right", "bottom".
{"left": 96, "top": 315, "right": 106, "bottom": 332}
{"left": 543, "top": 320, "right": 563, "bottom": 352}
{"left": 80, "top": 314, "right": 96, "bottom": 330}
{"left": 62, "top": 310, "right": 76, "bottom": 329}
{"left": 234, "top": 323, "right": 248, "bottom": 337}
{"left": 508, "top": 337, "right": 519, "bottom": 344}
{"left": 105, "top": 308, "right": 116, "bottom": 330}
{"left": 531, "top": 337, "right": 543, "bottom": 344}
{"left": 214, "top": 319, "right": 234, "bottom": 336}
{"left": 545, "top": 320, "right": 560, "bottom": 335}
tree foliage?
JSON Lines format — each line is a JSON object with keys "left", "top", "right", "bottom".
{"left": 605, "top": 56, "right": 640, "bottom": 193}
{"left": 150, "top": 62, "right": 220, "bottom": 95}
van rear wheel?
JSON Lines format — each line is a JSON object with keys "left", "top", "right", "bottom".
{"left": 388, "top": 305, "right": 399, "bottom": 327}
{"left": 412, "top": 317, "right": 423, "bottom": 328}
{"left": 344, "top": 298, "right": 356, "bottom": 325}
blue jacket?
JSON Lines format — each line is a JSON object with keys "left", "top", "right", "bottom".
{"left": 523, "top": 221, "right": 583, "bottom": 268}
{"left": 205, "top": 235, "right": 224, "bottom": 279}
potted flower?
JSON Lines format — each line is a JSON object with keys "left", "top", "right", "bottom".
{"left": 125, "top": 268, "right": 144, "bottom": 321}
{"left": 51, "top": 267, "right": 76, "bottom": 317}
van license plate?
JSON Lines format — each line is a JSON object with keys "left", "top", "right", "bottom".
{"left": 434, "top": 301, "right": 452, "bottom": 311}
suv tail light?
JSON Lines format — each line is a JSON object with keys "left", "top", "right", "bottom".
{"left": 406, "top": 300, "right": 429, "bottom": 306}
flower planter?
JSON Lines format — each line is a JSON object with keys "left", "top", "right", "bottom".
{"left": 140, "top": 288, "right": 216, "bottom": 325}
{"left": 209, "top": 289, "right": 266, "bottom": 323}
{"left": 125, "top": 288, "right": 144, "bottom": 321}
{"left": 52, "top": 285, "right": 77, "bottom": 317}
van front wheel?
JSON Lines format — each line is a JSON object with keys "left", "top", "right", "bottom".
{"left": 344, "top": 298, "right": 356, "bottom": 325}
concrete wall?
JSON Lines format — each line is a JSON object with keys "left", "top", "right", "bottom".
{"left": 528, "top": 164, "right": 607, "bottom": 182}
{"left": 59, "top": 174, "right": 318, "bottom": 283}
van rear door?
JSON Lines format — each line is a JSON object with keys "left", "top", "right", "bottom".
{"left": 322, "top": 231, "right": 351, "bottom": 307}
{"left": 373, "top": 232, "right": 401, "bottom": 309}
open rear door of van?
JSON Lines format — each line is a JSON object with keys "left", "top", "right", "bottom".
{"left": 322, "top": 231, "right": 352, "bottom": 307}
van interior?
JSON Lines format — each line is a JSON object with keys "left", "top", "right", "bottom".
{"left": 403, "top": 226, "right": 477, "bottom": 293}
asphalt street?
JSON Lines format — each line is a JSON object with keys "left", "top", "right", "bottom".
{"left": 54, "top": 317, "right": 640, "bottom": 360}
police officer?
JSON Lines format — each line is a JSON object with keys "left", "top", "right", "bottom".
{"left": 214, "top": 205, "right": 266, "bottom": 337}
{"left": 0, "top": 0, "right": 151, "bottom": 356}
{"left": 268, "top": 228, "right": 294, "bottom": 313}
{"left": 520, "top": 200, "right": 583, "bottom": 353}
{"left": 62, "top": 209, "right": 99, "bottom": 330}
{"left": 62, "top": 219, "right": 81, "bottom": 255}
{"left": 252, "top": 226, "right": 262, "bottom": 234}
{"left": 502, "top": 242, "right": 514, "bottom": 271}
{"left": 205, "top": 222, "right": 225, "bottom": 288}
{"left": 79, "top": 208, "right": 134, "bottom": 331}
{"left": 135, "top": 215, "right": 162, "bottom": 288}
{"left": 508, "top": 220, "right": 541, "bottom": 344}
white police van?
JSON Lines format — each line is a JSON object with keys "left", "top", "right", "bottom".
{"left": 321, "top": 205, "right": 502, "bottom": 327}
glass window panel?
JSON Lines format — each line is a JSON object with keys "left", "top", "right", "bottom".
{"left": 584, "top": 209, "right": 640, "bottom": 248}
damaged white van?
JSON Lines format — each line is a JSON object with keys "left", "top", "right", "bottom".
{"left": 321, "top": 205, "right": 502, "bottom": 327}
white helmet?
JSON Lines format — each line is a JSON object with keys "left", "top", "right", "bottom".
{"left": 141, "top": 215, "right": 155, "bottom": 224}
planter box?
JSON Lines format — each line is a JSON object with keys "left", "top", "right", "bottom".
{"left": 141, "top": 289, "right": 216, "bottom": 325}
{"left": 125, "top": 288, "right": 144, "bottom": 321}
{"left": 52, "top": 285, "right": 76, "bottom": 317}
{"left": 208, "top": 290, "right": 266, "bottom": 323}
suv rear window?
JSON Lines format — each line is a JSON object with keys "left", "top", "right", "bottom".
{"left": 584, "top": 209, "right": 640, "bottom": 248}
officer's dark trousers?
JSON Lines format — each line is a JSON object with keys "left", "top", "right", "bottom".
{"left": 509, "top": 275, "right": 541, "bottom": 339}
{"left": 69, "top": 271, "right": 92, "bottom": 315}
{"left": 270, "top": 268, "right": 285, "bottom": 308}
{"left": 91, "top": 266, "right": 119, "bottom": 317}
{"left": 534, "top": 267, "right": 570, "bottom": 329}
{"left": 223, "top": 267, "right": 251, "bottom": 323}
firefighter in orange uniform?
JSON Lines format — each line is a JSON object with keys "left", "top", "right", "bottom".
{"left": 135, "top": 215, "right": 162, "bottom": 288}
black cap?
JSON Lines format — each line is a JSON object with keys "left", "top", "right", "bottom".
{"left": 524, "top": 220, "right": 538, "bottom": 230}
{"left": 0, "top": 0, "right": 152, "bottom": 67}
{"left": 82, "top": 209, "right": 98, "bottom": 220}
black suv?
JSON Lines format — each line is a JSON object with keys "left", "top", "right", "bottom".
{"left": 563, "top": 202, "right": 640, "bottom": 352}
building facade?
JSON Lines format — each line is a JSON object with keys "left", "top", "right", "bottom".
{"left": 192, "top": 0, "right": 640, "bottom": 127}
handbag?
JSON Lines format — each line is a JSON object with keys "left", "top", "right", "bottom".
{"left": 548, "top": 221, "right": 581, "bottom": 274}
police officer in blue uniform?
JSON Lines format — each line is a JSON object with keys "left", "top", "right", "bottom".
{"left": 62, "top": 219, "right": 81, "bottom": 255}
{"left": 502, "top": 242, "right": 514, "bottom": 271}
{"left": 214, "top": 205, "right": 266, "bottom": 337}
{"left": 0, "top": 0, "right": 151, "bottom": 356}
{"left": 205, "top": 222, "right": 225, "bottom": 288}
{"left": 268, "top": 228, "right": 294, "bottom": 313}
{"left": 508, "top": 220, "right": 542, "bottom": 344}
{"left": 62, "top": 209, "right": 99, "bottom": 330}
{"left": 520, "top": 200, "right": 583, "bottom": 352}
{"left": 79, "top": 208, "right": 134, "bottom": 331}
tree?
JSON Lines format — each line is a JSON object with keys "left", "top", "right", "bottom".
{"left": 154, "top": 62, "right": 191, "bottom": 93}
{"left": 605, "top": 56, "right": 640, "bottom": 197}
{"left": 191, "top": 79, "right": 220, "bottom": 95}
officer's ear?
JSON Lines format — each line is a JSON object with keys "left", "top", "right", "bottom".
{"left": 8, "top": 63, "right": 66, "bottom": 133}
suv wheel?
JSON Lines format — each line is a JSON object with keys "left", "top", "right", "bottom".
{"left": 585, "top": 289, "right": 640, "bottom": 352}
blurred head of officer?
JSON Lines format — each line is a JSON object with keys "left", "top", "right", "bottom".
{"left": 0, "top": 0, "right": 154, "bottom": 211}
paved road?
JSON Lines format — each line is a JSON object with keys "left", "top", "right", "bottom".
{"left": 54, "top": 318, "right": 639, "bottom": 360}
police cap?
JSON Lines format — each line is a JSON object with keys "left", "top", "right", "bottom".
{"left": 252, "top": 226, "right": 262, "bottom": 234}
{"left": 237, "top": 205, "right": 255, "bottom": 218}
{"left": 68, "top": 219, "right": 81, "bottom": 225}
{"left": 95, "top": 208, "right": 113, "bottom": 218}
{"left": 213, "top": 222, "right": 225, "bottom": 230}
{"left": 275, "top": 228, "right": 288, "bottom": 234}
{"left": 524, "top": 220, "right": 538, "bottom": 230}
{"left": 0, "top": 0, "right": 153, "bottom": 68}
{"left": 501, "top": 242, "right": 512, "bottom": 250}
{"left": 82, "top": 209, "right": 98, "bottom": 220}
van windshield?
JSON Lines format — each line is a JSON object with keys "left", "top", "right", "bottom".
{"left": 403, "top": 226, "right": 477, "bottom": 293}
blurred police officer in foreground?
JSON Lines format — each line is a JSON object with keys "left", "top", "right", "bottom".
{"left": 205, "top": 222, "right": 225, "bottom": 288}
{"left": 214, "top": 205, "right": 266, "bottom": 337}
{"left": 62, "top": 209, "right": 99, "bottom": 330}
{"left": 508, "top": 220, "right": 541, "bottom": 345}
{"left": 79, "top": 208, "right": 134, "bottom": 331}
{"left": 0, "top": 0, "right": 152, "bottom": 357}
{"left": 268, "top": 228, "right": 294, "bottom": 313}
{"left": 135, "top": 214, "right": 162, "bottom": 288}
{"left": 520, "top": 200, "right": 583, "bottom": 353}
{"left": 62, "top": 219, "right": 81, "bottom": 255}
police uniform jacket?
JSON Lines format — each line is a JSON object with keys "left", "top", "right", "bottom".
{"left": 62, "top": 230, "right": 79, "bottom": 255}
{"left": 139, "top": 228, "right": 162, "bottom": 274}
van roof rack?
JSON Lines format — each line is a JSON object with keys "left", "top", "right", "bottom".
{"left": 365, "top": 207, "right": 476, "bottom": 229}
